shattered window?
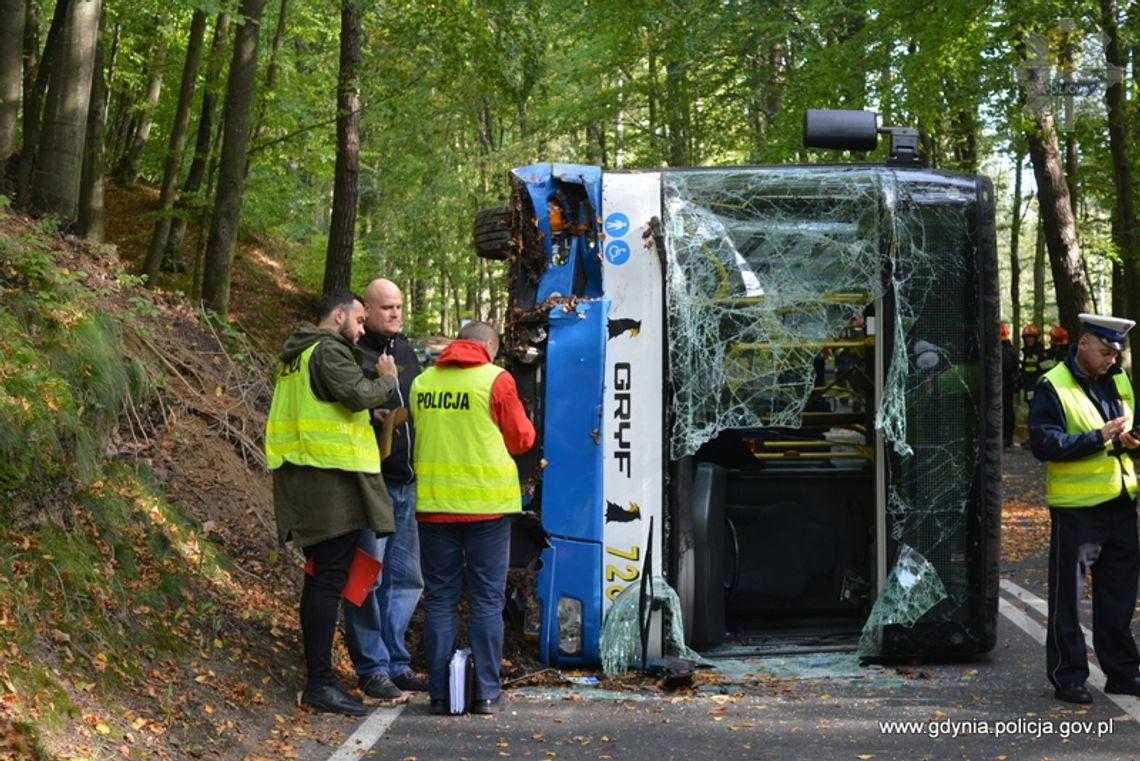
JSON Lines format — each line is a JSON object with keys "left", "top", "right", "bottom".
{"left": 857, "top": 544, "right": 948, "bottom": 655}
{"left": 599, "top": 576, "right": 708, "bottom": 676}
{"left": 662, "top": 167, "right": 985, "bottom": 653}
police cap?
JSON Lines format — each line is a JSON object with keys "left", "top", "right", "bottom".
{"left": 1078, "top": 312, "right": 1136, "bottom": 352}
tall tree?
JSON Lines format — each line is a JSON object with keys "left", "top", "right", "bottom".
{"left": 247, "top": 0, "right": 289, "bottom": 165}
{"left": 113, "top": 28, "right": 166, "bottom": 186}
{"left": 1101, "top": 0, "right": 1140, "bottom": 354}
{"left": 0, "top": 0, "right": 25, "bottom": 166}
{"left": 1010, "top": 149, "right": 1025, "bottom": 348}
{"left": 1027, "top": 109, "right": 1091, "bottom": 331}
{"left": 165, "top": 11, "right": 230, "bottom": 266}
{"left": 16, "top": 0, "right": 68, "bottom": 207}
{"left": 322, "top": 0, "right": 362, "bottom": 294}
{"left": 78, "top": 9, "right": 107, "bottom": 241}
{"left": 29, "top": 0, "right": 102, "bottom": 224}
{"left": 201, "top": 0, "right": 267, "bottom": 317}
{"left": 142, "top": 8, "right": 207, "bottom": 282}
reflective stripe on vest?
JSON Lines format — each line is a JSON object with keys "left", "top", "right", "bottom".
{"left": 1044, "top": 363, "right": 1138, "bottom": 507}
{"left": 264, "top": 342, "right": 380, "bottom": 473}
{"left": 412, "top": 362, "right": 521, "bottom": 515}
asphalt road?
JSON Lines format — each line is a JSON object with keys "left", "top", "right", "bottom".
{"left": 303, "top": 447, "right": 1140, "bottom": 761}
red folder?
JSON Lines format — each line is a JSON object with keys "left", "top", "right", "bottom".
{"left": 341, "top": 548, "right": 383, "bottom": 606}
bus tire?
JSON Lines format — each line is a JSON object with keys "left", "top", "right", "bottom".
{"left": 473, "top": 206, "right": 512, "bottom": 260}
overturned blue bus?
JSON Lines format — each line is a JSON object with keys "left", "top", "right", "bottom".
{"left": 474, "top": 111, "right": 1002, "bottom": 667}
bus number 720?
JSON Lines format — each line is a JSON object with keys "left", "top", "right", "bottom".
{"left": 604, "top": 544, "right": 641, "bottom": 601}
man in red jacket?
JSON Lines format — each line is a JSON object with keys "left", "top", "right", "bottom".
{"left": 411, "top": 321, "right": 535, "bottom": 716}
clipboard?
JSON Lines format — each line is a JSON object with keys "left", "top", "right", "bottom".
{"left": 379, "top": 406, "right": 408, "bottom": 460}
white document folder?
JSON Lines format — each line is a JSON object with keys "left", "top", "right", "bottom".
{"left": 448, "top": 647, "right": 473, "bottom": 714}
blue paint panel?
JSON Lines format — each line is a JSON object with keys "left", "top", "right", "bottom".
{"left": 509, "top": 164, "right": 604, "bottom": 303}
{"left": 541, "top": 299, "right": 608, "bottom": 543}
{"left": 536, "top": 538, "right": 603, "bottom": 665}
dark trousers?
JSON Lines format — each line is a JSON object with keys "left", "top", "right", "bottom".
{"left": 1046, "top": 495, "right": 1140, "bottom": 688}
{"left": 419, "top": 517, "right": 511, "bottom": 702}
{"left": 300, "top": 532, "right": 358, "bottom": 687}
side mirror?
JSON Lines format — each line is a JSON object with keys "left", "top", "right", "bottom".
{"left": 803, "top": 109, "right": 921, "bottom": 165}
{"left": 802, "top": 109, "right": 878, "bottom": 151}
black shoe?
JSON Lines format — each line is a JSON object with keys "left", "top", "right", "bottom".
{"left": 471, "top": 696, "right": 501, "bottom": 715}
{"left": 1054, "top": 683, "right": 1093, "bottom": 704}
{"left": 392, "top": 671, "right": 429, "bottom": 692}
{"left": 428, "top": 699, "right": 448, "bottom": 715}
{"left": 359, "top": 673, "right": 406, "bottom": 701}
{"left": 1105, "top": 675, "right": 1140, "bottom": 697}
{"left": 302, "top": 683, "right": 367, "bottom": 716}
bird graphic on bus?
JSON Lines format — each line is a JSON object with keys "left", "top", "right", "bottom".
{"left": 605, "top": 501, "right": 641, "bottom": 523}
{"left": 607, "top": 318, "right": 641, "bottom": 339}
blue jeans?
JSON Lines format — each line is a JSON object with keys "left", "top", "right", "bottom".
{"left": 419, "top": 517, "right": 511, "bottom": 702}
{"left": 343, "top": 481, "right": 423, "bottom": 678}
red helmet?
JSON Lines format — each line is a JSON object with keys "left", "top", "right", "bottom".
{"left": 1049, "top": 325, "right": 1069, "bottom": 345}
{"left": 1000, "top": 323, "right": 1011, "bottom": 340}
{"left": 1022, "top": 323, "right": 1041, "bottom": 338}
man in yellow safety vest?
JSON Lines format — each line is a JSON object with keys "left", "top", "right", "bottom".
{"left": 265, "top": 289, "right": 399, "bottom": 715}
{"left": 1029, "top": 312, "right": 1140, "bottom": 704}
{"left": 411, "top": 321, "right": 535, "bottom": 716}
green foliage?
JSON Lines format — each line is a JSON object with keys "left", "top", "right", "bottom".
{"left": 92, "top": 0, "right": 1134, "bottom": 329}
{"left": 0, "top": 212, "right": 151, "bottom": 498}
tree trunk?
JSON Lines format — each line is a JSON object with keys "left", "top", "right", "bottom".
{"left": 141, "top": 8, "right": 207, "bottom": 283}
{"left": 201, "top": 0, "right": 267, "bottom": 318}
{"left": 78, "top": 10, "right": 106, "bottom": 241}
{"left": 664, "top": 57, "right": 689, "bottom": 166}
{"left": 1010, "top": 149, "right": 1024, "bottom": 352}
{"left": 166, "top": 11, "right": 230, "bottom": 263}
{"left": 16, "top": 0, "right": 67, "bottom": 207}
{"left": 113, "top": 32, "right": 166, "bottom": 186}
{"left": 413, "top": 277, "right": 428, "bottom": 336}
{"left": 0, "top": 0, "right": 26, "bottom": 164}
{"left": 1101, "top": 0, "right": 1140, "bottom": 356}
{"left": 29, "top": 0, "right": 101, "bottom": 224}
{"left": 1026, "top": 109, "right": 1090, "bottom": 333}
{"left": 1034, "top": 216, "right": 1046, "bottom": 329}
{"left": 246, "top": 0, "right": 288, "bottom": 175}
{"left": 21, "top": 0, "right": 40, "bottom": 119}
{"left": 322, "top": 0, "right": 362, "bottom": 295}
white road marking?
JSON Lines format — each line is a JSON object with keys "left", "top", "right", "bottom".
{"left": 325, "top": 702, "right": 408, "bottom": 761}
{"left": 1000, "top": 578, "right": 1140, "bottom": 722}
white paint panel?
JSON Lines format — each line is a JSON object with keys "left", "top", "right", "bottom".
{"left": 601, "top": 172, "right": 664, "bottom": 618}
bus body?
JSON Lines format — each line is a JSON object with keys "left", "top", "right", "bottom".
{"left": 485, "top": 123, "right": 1001, "bottom": 667}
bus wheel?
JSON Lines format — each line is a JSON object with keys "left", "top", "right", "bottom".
{"left": 473, "top": 206, "right": 512, "bottom": 260}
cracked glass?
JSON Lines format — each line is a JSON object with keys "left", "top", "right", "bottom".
{"left": 662, "top": 167, "right": 983, "bottom": 654}
{"left": 857, "top": 544, "right": 949, "bottom": 655}
{"left": 600, "top": 576, "right": 707, "bottom": 675}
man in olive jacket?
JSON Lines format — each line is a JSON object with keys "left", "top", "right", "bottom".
{"left": 265, "top": 290, "right": 399, "bottom": 716}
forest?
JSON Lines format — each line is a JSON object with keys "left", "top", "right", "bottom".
{"left": 0, "top": 0, "right": 1137, "bottom": 346}
{"left": 1, "top": 0, "right": 1139, "bottom": 757}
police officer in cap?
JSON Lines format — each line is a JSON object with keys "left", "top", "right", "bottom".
{"left": 1029, "top": 313, "right": 1140, "bottom": 704}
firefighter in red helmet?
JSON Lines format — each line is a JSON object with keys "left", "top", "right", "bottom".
{"left": 1041, "top": 325, "right": 1071, "bottom": 374}
{"left": 1021, "top": 323, "right": 1046, "bottom": 402}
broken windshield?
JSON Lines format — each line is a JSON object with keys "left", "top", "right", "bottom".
{"left": 662, "top": 166, "right": 985, "bottom": 654}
